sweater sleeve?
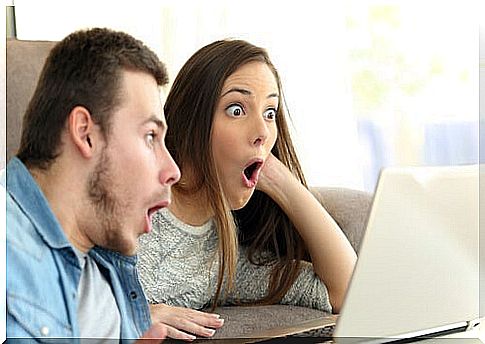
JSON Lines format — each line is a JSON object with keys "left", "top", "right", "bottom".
{"left": 224, "top": 248, "right": 332, "bottom": 313}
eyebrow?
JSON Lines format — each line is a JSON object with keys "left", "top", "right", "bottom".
{"left": 143, "top": 115, "right": 167, "bottom": 131}
{"left": 221, "top": 87, "right": 279, "bottom": 99}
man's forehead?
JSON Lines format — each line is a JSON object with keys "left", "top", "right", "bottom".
{"left": 159, "top": 85, "right": 168, "bottom": 101}
{"left": 115, "top": 69, "right": 167, "bottom": 126}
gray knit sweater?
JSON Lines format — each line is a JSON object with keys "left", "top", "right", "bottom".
{"left": 137, "top": 208, "right": 332, "bottom": 312}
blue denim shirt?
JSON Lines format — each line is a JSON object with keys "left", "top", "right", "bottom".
{"left": 4, "top": 158, "right": 152, "bottom": 342}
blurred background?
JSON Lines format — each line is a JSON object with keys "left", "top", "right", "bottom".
{"left": 8, "top": 0, "right": 481, "bottom": 192}
{"left": 2, "top": 1, "right": 484, "bottom": 339}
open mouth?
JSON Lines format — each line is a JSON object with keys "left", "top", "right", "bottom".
{"left": 147, "top": 200, "right": 169, "bottom": 218}
{"left": 147, "top": 205, "right": 163, "bottom": 218}
{"left": 144, "top": 201, "right": 169, "bottom": 233}
{"left": 242, "top": 160, "right": 263, "bottom": 188}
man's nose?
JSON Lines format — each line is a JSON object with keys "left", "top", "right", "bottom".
{"left": 159, "top": 148, "right": 181, "bottom": 186}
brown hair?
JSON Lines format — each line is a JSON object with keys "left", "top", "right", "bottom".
{"left": 164, "top": 39, "right": 308, "bottom": 308}
{"left": 17, "top": 27, "right": 169, "bottom": 169}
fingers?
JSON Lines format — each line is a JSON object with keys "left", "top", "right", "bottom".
{"left": 168, "top": 316, "right": 219, "bottom": 338}
{"left": 164, "top": 324, "right": 197, "bottom": 341}
{"left": 182, "top": 308, "right": 225, "bottom": 329}
{"left": 136, "top": 322, "right": 167, "bottom": 344}
{"left": 150, "top": 304, "right": 225, "bottom": 339}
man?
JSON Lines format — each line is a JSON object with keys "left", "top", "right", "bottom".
{"left": 3, "top": 28, "right": 180, "bottom": 341}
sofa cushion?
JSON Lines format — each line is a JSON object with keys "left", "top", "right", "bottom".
{"left": 7, "top": 39, "right": 56, "bottom": 162}
{"left": 311, "top": 187, "right": 372, "bottom": 254}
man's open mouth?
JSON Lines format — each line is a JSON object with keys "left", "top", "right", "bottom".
{"left": 147, "top": 205, "right": 163, "bottom": 218}
{"left": 147, "top": 200, "right": 169, "bottom": 219}
{"left": 144, "top": 201, "right": 169, "bottom": 233}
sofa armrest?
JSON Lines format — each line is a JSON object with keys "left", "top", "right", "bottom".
{"left": 311, "top": 187, "right": 372, "bottom": 254}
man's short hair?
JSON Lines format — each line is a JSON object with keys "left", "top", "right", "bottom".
{"left": 17, "top": 27, "right": 169, "bottom": 169}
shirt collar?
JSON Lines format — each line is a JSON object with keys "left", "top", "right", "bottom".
{"left": 6, "top": 157, "right": 72, "bottom": 250}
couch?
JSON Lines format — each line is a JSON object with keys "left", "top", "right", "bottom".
{"left": 6, "top": 38, "right": 373, "bottom": 340}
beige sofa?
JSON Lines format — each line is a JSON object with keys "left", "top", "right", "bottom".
{"left": 6, "top": 38, "right": 373, "bottom": 339}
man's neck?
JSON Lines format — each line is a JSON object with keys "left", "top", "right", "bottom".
{"left": 30, "top": 164, "right": 94, "bottom": 253}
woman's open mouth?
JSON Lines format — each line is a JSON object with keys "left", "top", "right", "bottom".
{"left": 242, "top": 159, "right": 263, "bottom": 188}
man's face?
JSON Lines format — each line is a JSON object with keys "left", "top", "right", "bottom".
{"left": 86, "top": 70, "right": 180, "bottom": 256}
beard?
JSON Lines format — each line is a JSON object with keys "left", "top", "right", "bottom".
{"left": 86, "top": 150, "right": 134, "bottom": 255}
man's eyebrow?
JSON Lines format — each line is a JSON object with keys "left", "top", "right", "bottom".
{"left": 221, "top": 87, "right": 279, "bottom": 99}
{"left": 143, "top": 115, "right": 167, "bottom": 130}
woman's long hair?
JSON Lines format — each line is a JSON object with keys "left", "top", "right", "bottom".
{"left": 164, "top": 39, "right": 309, "bottom": 309}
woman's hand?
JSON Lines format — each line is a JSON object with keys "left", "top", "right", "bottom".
{"left": 256, "top": 153, "right": 291, "bottom": 196}
{"left": 149, "top": 304, "right": 224, "bottom": 341}
{"left": 256, "top": 153, "right": 357, "bottom": 313}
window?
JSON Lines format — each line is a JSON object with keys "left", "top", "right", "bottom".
{"left": 14, "top": 0, "right": 480, "bottom": 191}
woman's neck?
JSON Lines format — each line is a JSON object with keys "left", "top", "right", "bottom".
{"left": 169, "top": 187, "right": 214, "bottom": 226}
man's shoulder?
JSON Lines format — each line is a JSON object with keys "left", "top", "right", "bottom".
{"left": 6, "top": 190, "right": 75, "bottom": 338}
{"left": 6, "top": 193, "right": 48, "bottom": 258}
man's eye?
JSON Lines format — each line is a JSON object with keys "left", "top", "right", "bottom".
{"left": 146, "top": 132, "right": 157, "bottom": 146}
{"left": 263, "top": 108, "right": 277, "bottom": 121}
{"left": 226, "top": 104, "right": 245, "bottom": 117}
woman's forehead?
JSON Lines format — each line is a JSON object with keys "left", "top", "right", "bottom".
{"left": 221, "top": 62, "right": 279, "bottom": 96}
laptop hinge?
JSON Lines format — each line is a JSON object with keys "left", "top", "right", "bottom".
{"left": 466, "top": 318, "right": 481, "bottom": 331}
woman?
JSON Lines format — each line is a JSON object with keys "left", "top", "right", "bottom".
{"left": 137, "top": 39, "right": 357, "bottom": 340}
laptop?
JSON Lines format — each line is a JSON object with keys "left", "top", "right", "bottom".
{"left": 251, "top": 164, "right": 481, "bottom": 343}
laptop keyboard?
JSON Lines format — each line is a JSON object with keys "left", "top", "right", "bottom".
{"left": 288, "top": 324, "right": 335, "bottom": 338}
{"left": 255, "top": 324, "right": 335, "bottom": 343}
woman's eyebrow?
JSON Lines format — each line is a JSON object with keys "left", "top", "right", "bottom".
{"left": 221, "top": 87, "right": 251, "bottom": 98}
{"left": 221, "top": 87, "right": 279, "bottom": 99}
{"left": 267, "top": 92, "right": 279, "bottom": 99}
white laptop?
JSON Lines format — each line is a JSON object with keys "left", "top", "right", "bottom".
{"left": 253, "top": 164, "right": 481, "bottom": 343}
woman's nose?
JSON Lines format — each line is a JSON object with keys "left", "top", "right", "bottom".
{"left": 251, "top": 116, "right": 269, "bottom": 147}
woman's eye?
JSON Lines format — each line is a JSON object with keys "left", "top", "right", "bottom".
{"left": 263, "top": 108, "right": 277, "bottom": 120}
{"left": 226, "top": 104, "right": 245, "bottom": 117}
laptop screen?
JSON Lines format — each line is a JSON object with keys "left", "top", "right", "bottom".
{"left": 334, "top": 165, "right": 479, "bottom": 339}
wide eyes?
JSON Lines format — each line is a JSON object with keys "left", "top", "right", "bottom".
{"left": 226, "top": 104, "right": 244, "bottom": 117}
{"left": 225, "top": 104, "right": 277, "bottom": 121}
{"left": 263, "top": 108, "right": 277, "bottom": 121}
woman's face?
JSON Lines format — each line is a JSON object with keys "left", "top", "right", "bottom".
{"left": 211, "top": 61, "right": 279, "bottom": 210}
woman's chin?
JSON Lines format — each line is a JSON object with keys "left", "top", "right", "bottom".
{"left": 228, "top": 190, "right": 254, "bottom": 210}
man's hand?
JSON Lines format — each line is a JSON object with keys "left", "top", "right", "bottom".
{"left": 150, "top": 304, "right": 224, "bottom": 341}
{"left": 135, "top": 322, "right": 167, "bottom": 343}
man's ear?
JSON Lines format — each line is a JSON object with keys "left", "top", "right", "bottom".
{"left": 68, "top": 106, "right": 99, "bottom": 159}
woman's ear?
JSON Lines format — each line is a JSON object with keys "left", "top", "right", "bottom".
{"left": 68, "top": 106, "right": 98, "bottom": 159}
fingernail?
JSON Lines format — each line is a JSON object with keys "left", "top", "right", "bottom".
{"left": 212, "top": 313, "right": 221, "bottom": 318}
{"left": 206, "top": 329, "right": 216, "bottom": 337}
{"left": 217, "top": 318, "right": 225, "bottom": 325}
